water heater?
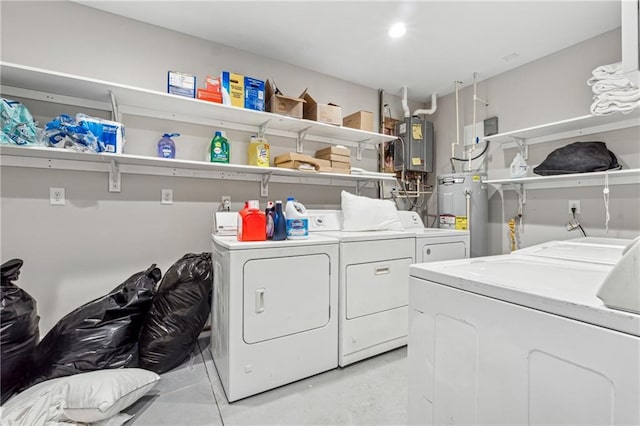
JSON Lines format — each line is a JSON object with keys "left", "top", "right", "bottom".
{"left": 438, "top": 172, "right": 488, "bottom": 257}
{"left": 394, "top": 116, "right": 433, "bottom": 173}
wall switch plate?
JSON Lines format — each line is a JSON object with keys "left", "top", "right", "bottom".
{"left": 50, "top": 187, "right": 65, "bottom": 205}
{"left": 568, "top": 200, "right": 580, "bottom": 214}
{"left": 162, "top": 189, "right": 173, "bottom": 205}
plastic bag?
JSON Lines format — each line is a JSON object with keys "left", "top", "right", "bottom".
{"left": 29, "top": 265, "right": 161, "bottom": 386}
{"left": 42, "top": 114, "right": 100, "bottom": 153}
{"left": 510, "top": 152, "right": 528, "bottom": 178}
{"left": 0, "top": 98, "right": 41, "bottom": 145}
{"left": 1, "top": 259, "right": 40, "bottom": 404}
{"left": 533, "top": 141, "right": 621, "bottom": 176}
{"left": 138, "top": 253, "right": 213, "bottom": 374}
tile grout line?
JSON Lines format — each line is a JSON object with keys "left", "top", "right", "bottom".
{"left": 198, "top": 338, "right": 226, "bottom": 426}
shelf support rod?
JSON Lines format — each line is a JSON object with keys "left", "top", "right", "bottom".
{"left": 109, "top": 90, "right": 121, "bottom": 123}
{"left": 109, "top": 159, "right": 121, "bottom": 193}
{"left": 356, "top": 138, "right": 372, "bottom": 161}
{"left": 260, "top": 172, "right": 272, "bottom": 197}
{"left": 258, "top": 120, "right": 271, "bottom": 139}
{"left": 296, "top": 127, "right": 312, "bottom": 153}
{"left": 512, "top": 182, "right": 526, "bottom": 205}
{"left": 511, "top": 137, "right": 528, "bottom": 160}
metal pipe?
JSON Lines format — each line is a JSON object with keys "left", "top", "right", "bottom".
{"left": 402, "top": 86, "right": 410, "bottom": 118}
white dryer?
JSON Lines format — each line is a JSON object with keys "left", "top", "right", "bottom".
{"left": 408, "top": 252, "right": 640, "bottom": 425}
{"left": 210, "top": 234, "right": 339, "bottom": 402}
{"left": 397, "top": 210, "right": 470, "bottom": 262}
{"left": 308, "top": 210, "right": 415, "bottom": 367}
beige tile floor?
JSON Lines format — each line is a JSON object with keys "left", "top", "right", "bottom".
{"left": 125, "top": 333, "right": 408, "bottom": 425}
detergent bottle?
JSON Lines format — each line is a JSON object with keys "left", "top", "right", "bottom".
{"left": 210, "top": 131, "right": 229, "bottom": 163}
{"left": 157, "top": 133, "right": 179, "bottom": 159}
{"left": 265, "top": 201, "right": 275, "bottom": 239}
{"left": 237, "top": 200, "right": 266, "bottom": 241}
{"left": 285, "top": 197, "right": 309, "bottom": 239}
{"left": 247, "top": 136, "right": 270, "bottom": 167}
{"left": 272, "top": 200, "right": 287, "bottom": 241}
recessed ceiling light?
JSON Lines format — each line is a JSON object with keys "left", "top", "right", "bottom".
{"left": 389, "top": 22, "right": 406, "bottom": 38}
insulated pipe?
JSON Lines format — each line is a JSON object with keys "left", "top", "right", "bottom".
{"left": 402, "top": 86, "right": 410, "bottom": 118}
{"left": 452, "top": 81, "right": 462, "bottom": 161}
{"left": 413, "top": 93, "right": 437, "bottom": 116}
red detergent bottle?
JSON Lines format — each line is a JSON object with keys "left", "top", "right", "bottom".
{"left": 237, "top": 200, "right": 267, "bottom": 241}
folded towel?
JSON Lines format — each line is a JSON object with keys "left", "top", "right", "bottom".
{"left": 591, "top": 97, "right": 640, "bottom": 115}
{"left": 592, "top": 79, "right": 636, "bottom": 94}
{"left": 597, "top": 89, "right": 640, "bottom": 103}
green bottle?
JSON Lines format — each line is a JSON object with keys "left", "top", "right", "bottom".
{"left": 210, "top": 131, "right": 229, "bottom": 163}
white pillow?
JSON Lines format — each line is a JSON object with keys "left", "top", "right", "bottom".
{"left": 341, "top": 190, "right": 404, "bottom": 231}
{"left": 2, "top": 368, "right": 160, "bottom": 425}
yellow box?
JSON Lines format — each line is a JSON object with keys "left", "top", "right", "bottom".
{"left": 221, "top": 71, "right": 244, "bottom": 108}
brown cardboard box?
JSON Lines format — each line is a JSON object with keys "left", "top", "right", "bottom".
{"left": 265, "top": 79, "right": 306, "bottom": 118}
{"left": 343, "top": 110, "right": 374, "bottom": 132}
{"left": 274, "top": 152, "right": 313, "bottom": 164}
{"left": 316, "top": 153, "right": 350, "bottom": 163}
{"left": 315, "top": 146, "right": 350, "bottom": 158}
{"left": 302, "top": 91, "right": 342, "bottom": 126}
{"left": 309, "top": 157, "right": 332, "bottom": 172}
{"left": 384, "top": 117, "right": 400, "bottom": 135}
{"left": 331, "top": 162, "right": 351, "bottom": 174}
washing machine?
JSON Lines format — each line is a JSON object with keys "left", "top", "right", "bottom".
{"left": 408, "top": 245, "right": 640, "bottom": 425}
{"left": 307, "top": 210, "right": 415, "bottom": 367}
{"left": 513, "top": 237, "right": 634, "bottom": 265}
{"left": 210, "top": 234, "right": 339, "bottom": 402}
{"left": 397, "top": 210, "right": 470, "bottom": 262}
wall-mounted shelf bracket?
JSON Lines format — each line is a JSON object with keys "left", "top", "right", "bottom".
{"left": 109, "top": 159, "right": 121, "bottom": 193}
{"left": 511, "top": 137, "right": 528, "bottom": 160}
{"left": 109, "top": 90, "right": 120, "bottom": 123}
{"left": 260, "top": 172, "right": 272, "bottom": 197}
{"left": 296, "top": 127, "right": 312, "bottom": 153}
{"left": 356, "top": 138, "right": 372, "bottom": 160}
{"left": 356, "top": 180, "right": 370, "bottom": 196}
{"left": 258, "top": 120, "right": 271, "bottom": 139}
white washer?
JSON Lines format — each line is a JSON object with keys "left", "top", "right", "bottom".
{"left": 408, "top": 254, "right": 640, "bottom": 425}
{"left": 308, "top": 210, "right": 415, "bottom": 367}
{"left": 398, "top": 210, "right": 470, "bottom": 262}
{"left": 210, "top": 234, "right": 339, "bottom": 402}
{"left": 513, "top": 237, "right": 634, "bottom": 265}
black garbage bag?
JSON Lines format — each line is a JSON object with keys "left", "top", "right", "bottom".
{"left": 1, "top": 259, "right": 39, "bottom": 404}
{"left": 533, "top": 141, "right": 621, "bottom": 176}
{"left": 29, "top": 264, "right": 161, "bottom": 386}
{"left": 138, "top": 253, "right": 213, "bottom": 374}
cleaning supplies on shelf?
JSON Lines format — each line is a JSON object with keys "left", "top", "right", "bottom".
{"left": 247, "top": 136, "right": 270, "bottom": 167}
{"left": 237, "top": 200, "right": 266, "bottom": 241}
{"left": 157, "top": 133, "right": 179, "bottom": 159}
{"left": 285, "top": 197, "right": 309, "bottom": 240}
{"left": 272, "top": 200, "right": 287, "bottom": 241}
{"left": 265, "top": 201, "right": 275, "bottom": 239}
{"left": 210, "top": 131, "right": 229, "bottom": 163}
{"left": 509, "top": 152, "right": 528, "bottom": 178}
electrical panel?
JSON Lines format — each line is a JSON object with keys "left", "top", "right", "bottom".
{"left": 393, "top": 116, "right": 433, "bottom": 173}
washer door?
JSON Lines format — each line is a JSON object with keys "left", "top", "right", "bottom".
{"left": 420, "top": 241, "right": 467, "bottom": 262}
{"left": 243, "top": 254, "right": 331, "bottom": 344}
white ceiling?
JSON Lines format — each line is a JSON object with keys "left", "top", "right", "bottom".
{"left": 75, "top": 1, "right": 621, "bottom": 101}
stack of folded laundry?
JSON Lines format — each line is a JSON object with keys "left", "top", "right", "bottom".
{"left": 587, "top": 62, "right": 640, "bottom": 115}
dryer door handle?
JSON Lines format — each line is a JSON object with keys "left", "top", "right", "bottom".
{"left": 255, "top": 288, "right": 265, "bottom": 313}
{"left": 374, "top": 266, "right": 390, "bottom": 275}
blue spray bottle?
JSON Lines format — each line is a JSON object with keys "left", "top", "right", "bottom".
{"left": 157, "top": 133, "right": 179, "bottom": 159}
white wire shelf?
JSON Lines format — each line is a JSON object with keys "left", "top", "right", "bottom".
{"left": 486, "top": 168, "right": 640, "bottom": 190}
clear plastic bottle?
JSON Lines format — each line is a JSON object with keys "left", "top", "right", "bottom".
{"left": 157, "top": 133, "right": 179, "bottom": 159}
{"left": 210, "top": 131, "right": 229, "bottom": 163}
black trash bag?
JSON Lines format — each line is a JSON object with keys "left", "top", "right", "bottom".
{"left": 29, "top": 264, "right": 161, "bottom": 386}
{"left": 1, "top": 259, "right": 39, "bottom": 404}
{"left": 533, "top": 141, "right": 621, "bottom": 176}
{"left": 138, "top": 253, "right": 213, "bottom": 374}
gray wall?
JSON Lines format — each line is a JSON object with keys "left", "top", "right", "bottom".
{"left": 427, "top": 28, "right": 640, "bottom": 254}
{"left": 0, "top": 1, "right": 426, "bottom": 333}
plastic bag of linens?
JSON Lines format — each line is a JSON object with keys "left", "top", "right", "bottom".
{"left": 533, "top": 141, "right": 622, "bottom": 176}
{"left": 28, "top": 264, "right": 161, "bottom": 387}
{"left": 138, "top": 253, "right": 213, "bottom": 374}
{"left": 0, "top": 98, "right": 42, "bottom": 145}
{"left": 1, "top": 259, "right": 40, "bottom": 404}
{"left": 41, "top": 113, "right": 125, "bottom": 153}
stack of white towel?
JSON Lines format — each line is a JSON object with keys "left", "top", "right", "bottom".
{"left": 587, "top": 62, "right": 640, "bottom": 115}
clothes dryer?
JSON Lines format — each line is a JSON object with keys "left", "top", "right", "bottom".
{"left": 308, "top": 210, "right": 415, "bottom": 367}
{"left": 210, "top": 234, "right": 339, "bottom": 402}
{"left": 398, "top": 211, "right": 470, "bottom": 262}
{"left": 408, "top": 251, "right": 640, "bottom": 425}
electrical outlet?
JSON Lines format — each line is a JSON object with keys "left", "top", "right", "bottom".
{"left": 50, "top": 187, "right": 65, "bottom": 206}
{"left": 221, "top": 195, "right": 231, "bottom": 210}
{"left": 161, "top": 189, "right": 173, "bottom": 205}
{"left": 568, "top": 200, "right": 580, "bottom": 214}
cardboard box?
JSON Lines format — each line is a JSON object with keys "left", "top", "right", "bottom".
{"left": 302, "top": 91, "right": 342, "bottom": 125}
{"left": 343, "top": 110, "right": 374, "bottom": 132}
{"left": 274, "top": 152, "right": 313, "bottom": 164}
{"left": 244, "top": 77, "right": 265, "bottom": 111}
{"left": 265, "top": 79, "right": 306, "bottom": 118}
{"left": 197, "top": 88, "right": 222, "bottom": 104}
{"left": 316, "top": 152, "right": 350, "bottom": 163}
{"left": 276, "top": 161, "right": 317, "bottom": 172}
{"left": 167, "top": 71, "right": 196, "bottom": 98}
{"left": 315, "top": 146, "right": 350, "bottom": 158}
{"left": 205, "top": 76, "right": 221, "bottom": 93}
{"left": 331, "top": 163, "right": 351, "bottom": 174}
{"left": 221, "top": 71, "right": 244, "bottom": 108}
